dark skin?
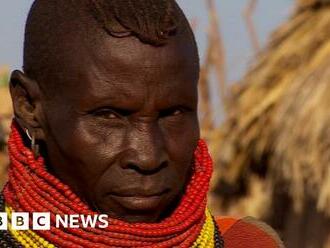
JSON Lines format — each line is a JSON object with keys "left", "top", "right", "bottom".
{"left": 10, "top": 27, "right": 200, "bottom": 223}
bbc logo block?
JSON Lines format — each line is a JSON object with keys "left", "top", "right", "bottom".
{"left": 33, "top": 212, "right": 51, "bottom": 230}
{"left": 0, "top": 212, "right": 50, "bottom": 230}
{"left": 0, "top": 213, "right": 7, "bottom": 230}
{"left": 12, "top": 212, "right": 29, "bottom": 230}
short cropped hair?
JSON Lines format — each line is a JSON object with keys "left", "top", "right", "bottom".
{"left": 23, "top": 0, "right": 197, "bottom": 87}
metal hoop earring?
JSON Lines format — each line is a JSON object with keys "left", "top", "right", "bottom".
{"left": 25, "top": 129, "right": 32, "bottom": 141}
{"left": 25, "top": 128, "right": 40, "bottom": 158}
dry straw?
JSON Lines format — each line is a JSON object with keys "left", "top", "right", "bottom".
{"left": 209, "top": 0, "right": 330, "bottom": 217}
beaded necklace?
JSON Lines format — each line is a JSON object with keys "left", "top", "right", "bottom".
{"left": 2, "top": 121, "right": 224, "bottom": 248}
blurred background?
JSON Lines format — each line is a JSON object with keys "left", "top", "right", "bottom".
{"left": 1, "top": 0, "right": 330, "bottom": 247}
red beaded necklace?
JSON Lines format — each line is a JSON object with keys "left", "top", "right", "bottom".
{"left": 3, "top": 121, "right": 213, "bottom": 248}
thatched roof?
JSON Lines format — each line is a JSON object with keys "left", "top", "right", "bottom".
{"left": 212, "top": 1, "right": 330, "bottom": 216}
{"left": 297, "top": 0, "right": 330, "bottom": 9}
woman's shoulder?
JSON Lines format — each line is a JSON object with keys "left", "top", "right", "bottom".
{"left": 217, "top": 216, "right": 285, "bottom": 248}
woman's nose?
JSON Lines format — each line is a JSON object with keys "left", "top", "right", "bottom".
{"left": 119, "top": 123, "right": 169, "bottom": 174}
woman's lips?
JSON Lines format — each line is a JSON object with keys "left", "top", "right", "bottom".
{"left": 107, "top": 190, "right": 169, "bottom": 210}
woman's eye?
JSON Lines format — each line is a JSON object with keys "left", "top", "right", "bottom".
{"left": 94, "top": 110, "right": 119, "bottom": 119}
{"left": 172, "top": 109, "right": 183, "bottom": 116}
{"left": 160, "top": 107, "right": 186, "bottom": 118}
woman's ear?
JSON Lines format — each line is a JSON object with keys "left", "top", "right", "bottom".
{"left": 9, "top": 70, "right": 45, "bottom": 140}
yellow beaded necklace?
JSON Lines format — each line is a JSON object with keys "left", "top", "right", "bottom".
{"left": 192, "top": 209, "right": 215, "bottom": 248}
{"left": 6, "top": 205, "right": 55, "bottom": 248}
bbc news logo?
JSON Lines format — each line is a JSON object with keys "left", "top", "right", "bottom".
{"left": 0, "top": 212, "right": 50, "bottom": 230}
{"left": 0, "top": 213, "right": 109, "bottom": 230}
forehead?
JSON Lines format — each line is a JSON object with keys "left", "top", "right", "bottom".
{"left": 50, "top": 31, "right": 199, "bottom": 105}
{"left": 92, "top": 30, "right": 198, "bottom": 74}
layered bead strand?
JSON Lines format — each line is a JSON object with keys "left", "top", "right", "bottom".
{"left": 192, "top": 209, "right": 215, "bottom": 247}
{"left": 4, "top": 204, "right": 224, "bottom": 248}
{"left": 3, "top": 121, "right": 223, "bottom": 248}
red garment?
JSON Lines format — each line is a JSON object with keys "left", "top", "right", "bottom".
{"left": 217, "top": 217, "right": 285, "bottom": 247}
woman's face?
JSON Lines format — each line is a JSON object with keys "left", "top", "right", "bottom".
{"left": 21, "top": 33, "right": 200, "bottom": 223}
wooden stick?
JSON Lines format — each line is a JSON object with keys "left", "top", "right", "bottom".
{"left": 243, "top": 0, "right": 260, "bottom": 53}
{"left": 206, "top": 0, "right": 228, "bottom": 114}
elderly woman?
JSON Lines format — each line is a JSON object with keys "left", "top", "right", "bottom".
{"left": 1, "top": 0, "right": 284, "bottom": 247}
